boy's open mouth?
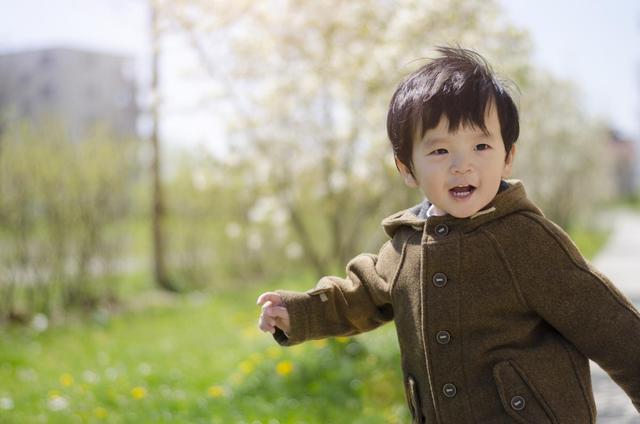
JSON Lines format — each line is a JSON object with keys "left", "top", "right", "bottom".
{"left": 450, "top": 185, "right": 476, "bottom": 199}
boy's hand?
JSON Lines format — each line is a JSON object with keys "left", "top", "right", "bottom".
{"left": 257, "top": 292, "right": 290, "bottom": 335}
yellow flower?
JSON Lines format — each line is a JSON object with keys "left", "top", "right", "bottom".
{"left": 248, "top": 352, "right": 262, "bottom": 364}
{"left": 312, "top": 340, "right": 328, "bottom": 348}
{"left": 239, "top": 360, "right": 254, "bottom": 375}
{"left": 242, "top": 326, "right": 257, "bottom": 338}
{"left": 48, "top": 390, "right": 60, "bottom": 398}
{"left": 276, "top": 360, "right": 294, "bottom": 376}
{"left": 335, "top": 336, "right": 350, "bottom": 344}
{"left": 266, "top": 346, "right": 281, "bottom": 359}
{"left": 207, "top": 386, "right": 225, "bottom": 398}
{"left": 94, "top": 406, "right": 108, "bottom": 419}
{"left": 130, "top": 387, "right": 147, "bottom": 400}
{"left": 59, "top": 373, "right": 74, "bottom": 387}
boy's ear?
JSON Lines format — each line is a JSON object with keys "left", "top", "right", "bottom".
{"left": 501, "top": 145, "right": 517, "bottom": 178}
{"left": 395, "top": 157, "right": 419, "bottom": 188}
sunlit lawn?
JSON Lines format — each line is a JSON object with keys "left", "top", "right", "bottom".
{"left": 0, "top": 226, "right": 610, "bottom": 423}
{"left": 0, "top": 277, "right": 407, "bottom": 423}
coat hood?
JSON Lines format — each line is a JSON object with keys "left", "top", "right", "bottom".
{"left": 381, "top": 180, "right": 543, "bottom": 238}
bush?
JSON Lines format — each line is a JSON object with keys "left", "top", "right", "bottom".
{"left": 0, "top": 120, "right": 138, "bottom": 322}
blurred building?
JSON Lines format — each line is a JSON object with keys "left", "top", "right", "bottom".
{"left": 608, "top": 128, "right": 638, "bottom": 198}
{"left": 0, "top": 47, "right": 137, "bottom": 141}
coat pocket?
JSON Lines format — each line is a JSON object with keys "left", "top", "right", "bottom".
{"left": 404, "top": 375, "right": 424, "bottom": 424}
{"left": 492, "top": 360, "right": 558, "bottom": 424}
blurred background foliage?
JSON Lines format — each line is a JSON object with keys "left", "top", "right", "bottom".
{"left": 0, "top": 120, "right": 136, "bottom": 322}
{"left": 0, "top": 0, "right": 619, "bottom": 320}
{"left": 162, "top": 0, "right": 615, "bottom": 285}
{"left": 0, "top": 0, "right": 635, "bottom": 421}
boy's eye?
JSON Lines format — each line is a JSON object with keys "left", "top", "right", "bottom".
{"left": 429, "top": 148, "right": 448, "bottom": 155}
{"left": 475, "top": 143, "right": 491, "bottom": 151}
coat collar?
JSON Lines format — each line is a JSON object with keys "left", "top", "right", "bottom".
{"left": 381, "top": 180, "right": 543, "bottom": 238}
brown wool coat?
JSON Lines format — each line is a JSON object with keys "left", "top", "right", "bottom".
{"left": 274, "top": 180, "right": 640, "bottom": 423}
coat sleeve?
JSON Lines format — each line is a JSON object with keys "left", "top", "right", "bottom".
{"left": 273, "top": 238, "right": 402, "bottom": 346}
{"left": 507, "top": 213, "right": 640, "bottom": 412}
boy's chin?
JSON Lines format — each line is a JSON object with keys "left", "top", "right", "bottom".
{"left": 429, "top": 203, "right": 477, "bottom": 219}
{"left": 448, "top": 211, "right": 475, "bottom": 219}
{"left": 448, "top": 203, "right": 495, "bottom": 219}
{"left": 443, "top": 205, "right": 482, "bottom": 219}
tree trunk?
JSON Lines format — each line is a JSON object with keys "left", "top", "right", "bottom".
{"left": 150, "top": 2, "right": 177, "bottom": 292}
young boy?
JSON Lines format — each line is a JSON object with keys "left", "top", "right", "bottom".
{"left": 257, "top": 47, "right": 640, "bottom": 423}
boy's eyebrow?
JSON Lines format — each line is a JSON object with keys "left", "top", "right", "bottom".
{"left": 422, "top": 134, "right": 450, "bottom": 145}
{"left": 423, "top": 130, "right": 490, "bottom": 144}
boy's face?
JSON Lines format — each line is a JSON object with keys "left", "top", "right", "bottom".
{"left": 397, "top": 103, "right": 515, "bottom": 218}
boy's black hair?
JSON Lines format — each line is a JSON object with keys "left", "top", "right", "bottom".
{"left": 386, "top": 47, "right": 519, "bottom": 174}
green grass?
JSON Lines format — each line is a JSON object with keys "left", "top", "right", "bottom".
{"left": 606, "top": 193, "right": 640, "bottom": 211}
{"left": 0, "top": 281, "right": 407, "bottom": 423}
{"left": 568, "top": 226, "right": 611, "bottom": 260}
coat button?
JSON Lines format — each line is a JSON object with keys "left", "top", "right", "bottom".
{"left": 442, "top": 383, "right": 457, "bottom": 398}
{"left": 436, "top": 330, "right": 451, "bottom": 344}
{"left": 432, "top": 273, "right": 448, "bottom": 287}
{"left": 510, "top": 395, "right": 526, "bottom": 411}
{"left": 435, "top": 224, "right": 449, "bottom": 237}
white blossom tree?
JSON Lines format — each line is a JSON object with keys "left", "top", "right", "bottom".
{"left": 161, "top": 0, "right": 612, "bottom": 278}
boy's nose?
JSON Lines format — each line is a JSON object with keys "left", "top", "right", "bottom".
{"left": 450, "top": 155, "right": 473, "bottom": 174}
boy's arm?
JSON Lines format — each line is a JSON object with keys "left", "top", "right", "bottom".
{"left": 505, "top": 215, "right": 640, "bottom": 412}
{"left": 274, "top": 238, "right": 402, "bottom": 346}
